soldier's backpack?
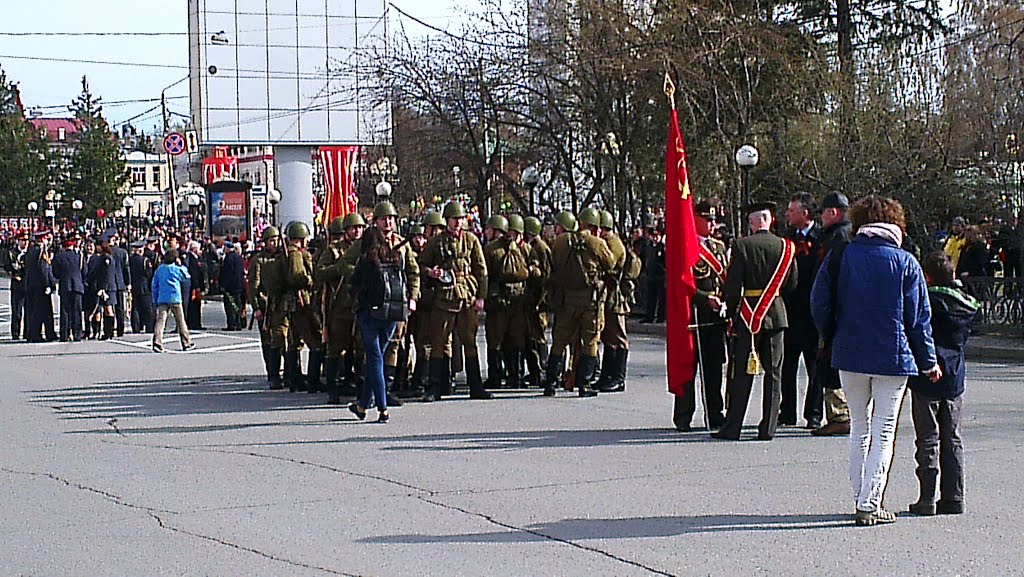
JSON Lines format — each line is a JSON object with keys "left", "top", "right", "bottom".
{"left": 499, "top": 242, "right": 530, "bottom": 299}
{"left": 618, "top": 244, "right": 642, "bottom": 304}
{"left": 553, "top": 232, "right": 601, "bottom": 292}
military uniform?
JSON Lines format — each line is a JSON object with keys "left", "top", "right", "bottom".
{"left": 543, "top": 211, "right": 615, "bottom": 397}
{"left": 316, "top": 236, "right": 360, "bottom": 398}
{"left": 269, "top": 223, "right": 320, "bottom": 391}
{"left": 248, "top": 234, "right": 284, "bottom": 389}
{"left": 714, "top": 208, "right": 797, "bottom": 441}
{"left": 523, "top": 223, "right": 551, "bottom": 387}
{"left": 419, "top": 203, "right": 490, "bottom": 401}
{"left": 482, "top": 218, "right": 530, "bottom": 388}
{"left": 673, "top": 234, "right": 729, "bottom": 430}
{"left": 3, "top": 237, "right": 28, "bottom": 339}
{"left": 595, "top": 209, "right": 641, "bottom": 394}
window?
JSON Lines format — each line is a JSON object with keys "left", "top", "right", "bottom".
{"left": 57, "top": 127, "right": 66, "bottom": 141}
{"left": 131, "top": 167, "right": 146, "bottom": 186}
{"left": 151, "top": 166, "right": 161, "bottom": 187}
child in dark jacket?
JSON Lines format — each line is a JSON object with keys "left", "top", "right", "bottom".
{"left": 907, "top": 251, "right": 980, "bottom": 516}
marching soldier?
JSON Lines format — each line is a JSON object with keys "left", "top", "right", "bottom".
{"left": 483, "top": 214, "right": 530, "bottom": 388}
{"left": 249, "top": 226, "right": 285, "bottom": 389}
{"left": 410, "top": 213, "right": 448, "bottom": 395}
{"left": 673, "top": 200, "right": 729, "bottom": 431}
{"left": 316, "top": 213, "right": 366, "bottom": 403}
{"left": 712, "top": 202, "right": 797, "bottom": 441}
{"left": 419, "top": 201, "right": 491, "bottom": 402}
{"left": 595, "top": 209, "right": 641, "bottom": 393}
{"left": 542, "top": 210, "right": 615, "bottom": 397}
{"left": 523, "top": 215, "right": 551, "bottom": 387}
{"left": 276, "top": 221, "right": 320, "bottom": 392}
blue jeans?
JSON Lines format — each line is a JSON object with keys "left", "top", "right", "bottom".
{"left": 357, "top": 310, "right": 397, "bottom": 411}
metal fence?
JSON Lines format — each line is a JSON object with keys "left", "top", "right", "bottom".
{"left": 962, "top": 277, "right": 1024, "bottom": 328}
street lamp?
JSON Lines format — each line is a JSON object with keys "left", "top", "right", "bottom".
{"left": 27, "top": 201, "right": 38, "bottom": 231}
{"left": 735, "top": 144, "right": 759, "bottom": 209}
{"left": 187, "top": 192, "right": 203, "bottom": 231}
{"left": 267, "top": 188, "right": 281, "bottom": 227}
{"left": 375, "top": 181, "right": 393, "bottom": 199}
{"left": 122, "top": 196, "right": 136, "bottom": 244}
{"left": 522, "top": 166, "right": 540, "bottom": 215}
{"left": 452, "top": 165, "right": 461, "bottom": 193}
{"left": 72, "top": 199, "right": 83, "bottom": 226}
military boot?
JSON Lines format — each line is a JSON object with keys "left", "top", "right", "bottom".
{"left": 284, "top": 350, "right": 304, "bottom": 392}
{"left": 542, "top": 354, "right": 564, "bottom": 397}
{"left": 268, "top": 348, "right": 284, "bottom": 390}
{"left": 306, "top": 349, "right": 324, "bottom": 393}
{"left": 908, "top": 469, "right": 938, "bottom": 516}
{"left": 324, "top": 356, "right": 341, "bottom": 404}
{"left": 405, "top": 358, "right": 428, "bottom": 398}
{"left": 466, "top": 355, "right": 493, "bottom": 399}
{"left": 338, "top": 353, "right": 358, "bottom": 397}
{"left": 502, "top": 346, "right": 523, "bottom": 389}
{"left": 576, "top": 355, "right": 600, "bottom": 397}
{"left": 261, "top": 345, "right": 273, "bottom": 381}
{"left": 597, "top": 348, "right": 627, "bottom": 393}
{"left": 384, "top": 365, "right": 403, "bottom": 407}
{"left": 440, "top": 356, "right": 454, "bottom": 397}
{"left": 421, "top": 357, "right": 447, "bottom": 403}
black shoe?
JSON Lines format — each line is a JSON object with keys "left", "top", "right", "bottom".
{"left": 710, "top": 430, "right": 740, "bottom": 440}
{"left": 675, "top": 423, "right": 692, "bottom": 432}
{"left": 377, "top": 411, "right": 389, "bottom": 423}
{"left": 183, "top": 342, "right": 196, "bottom": 352}
{"left": 420, "top": 392, "right": 438, "bottom": 403}
{"left": 908, "top": 501, "right": 937, "bottom": 516}
{"left": 804, "top": 420, "right": 822, "bottom": 430}
{"left": 755, "top": 433, "right": 773, "bottom": 441}
{"left": 708, "top": 414, "right": 726, "bottom": 429}
{"left": 578, "top": 388, "right": 598, "bottom": 398}
{"left": 386, "top": 394, "right": 403, "bottom": 407}
{"left": 469, "top": 389, "right": 493, "bottom": 400}
{"left": 269, "top": 380, "right": 284, "bottom": 391}
{"left": 542, "top": 387, "right": 556, "bottom": 397}
{"left": 936, "top": 500, "right": 963, "bottom": 515}
{"left": 348, "top": 403, "right": 366, "bottom": 420}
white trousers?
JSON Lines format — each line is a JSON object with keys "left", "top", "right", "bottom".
{"left": 839, "top": 371, "right": 908, "bottom": 513}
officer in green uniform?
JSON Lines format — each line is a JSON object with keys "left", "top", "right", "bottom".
{"left": 542, "top": 209, "right": 615, "bottom": 397}
{"left": 673, "top": 200, "right": 729, "bottom": 431}
{"left": 315, "top": 213, "right": 366, "bottom": 403}
{"left": 712, "top": 202, "right": 797, "bottom": 441}
{"left": 594, "top": 209, "right": 641, "bottom": 393}
{"left": 340, "top": 202, "right": 421, "bottom": 405}
{"left": 277, "top": 221, "right": 320, "bottom": 392}
{"left": 411, "top": 213, "right": 449, "bottom": 395}
{"left": 419, "top": 201, "right": 491, "bottom": 401}
{"left": 397, "top": 223, "right": 429, "bottom": 397}
{"left": 523, "top": 215, "right": 551, "bottom": 387}
{"left": 248, "top": 225, "right": 284, "bottom": 389}
{"left": 482, "top": 214, "right": 530, "bottom": 388}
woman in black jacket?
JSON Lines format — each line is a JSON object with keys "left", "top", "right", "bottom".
{"left": 955, "top": 226, "right": 989, "bottom": 279}
{"left": 348, "top": 227, "right": 410, "bottom": 423}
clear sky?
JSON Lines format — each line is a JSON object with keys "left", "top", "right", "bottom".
{"left": 0, "top": 0, "right": 470, "bottom": 134}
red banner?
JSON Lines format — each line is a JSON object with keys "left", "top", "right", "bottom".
{"left": 203, "top": 146, "right": 238, "bottom": 184}
{"left": 665, "top": 109, "right": 701, "bottom": 397}
{"left": 319, "top": 146, "right": 359, "bottom": 224}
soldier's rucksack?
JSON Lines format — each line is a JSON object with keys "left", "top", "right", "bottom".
{"left": 553, "top": 233, "right": 601, "bottom": 291}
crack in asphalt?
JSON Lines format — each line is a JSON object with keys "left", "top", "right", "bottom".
{"left": 146, "top": 512, "right": 363, "bottom": 577}
{"left": 106, "top": 439, "right": 679, "bottom": 576}
{"left": 1, "top": 467, "right": 178, "bottom": 515}
{"left": 414, "top": 494, "right": 678, "bottom": 577}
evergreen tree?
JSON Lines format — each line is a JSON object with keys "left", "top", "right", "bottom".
{"left": 65, "top": 76, "right": 128, "bottom": 216}
{"left": 0, "top": 67, "right": 52, "bottom": 217}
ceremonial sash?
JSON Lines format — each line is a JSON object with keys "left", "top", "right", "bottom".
{"left": 698, "top": 242, "right": 726, "bottom": 281}
{"left": 739, "top": 238, "right": 796, "bottom": 335}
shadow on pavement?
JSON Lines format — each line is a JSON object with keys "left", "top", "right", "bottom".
{"left": 27, "top": 375, "right": 336, "bottom": 420}
{"left": 361, "top": 513, "right": 853, "bottom": 543}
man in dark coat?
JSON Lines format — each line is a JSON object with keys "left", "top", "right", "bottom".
{"left": 129, "top": 240, "right": 155, "bottom": 333}
{"left": 3, "top": 231, "right": 29, "bottom": 339}
{"left": 52, "top": 236, "right": 86, "bottom": 342}
{"left": 219, "top": 242, "right": 246, "bottom": 330}
{"left": 642, "top": 226, "right": 666, "bottom": 323}
{"left": 810, "top": 192, "right": 854, "bottom": 436}
{"left": 100, "top": 229, "right": 131, "bottom": 337}
{"left": 712, "top": 202, "right": 797, "bottom": 441}
{"left": 781, "top": 192, "right": 823, "bottom": 428}
{"left": 24, "top": 230, "right": 58, "bottom": 343}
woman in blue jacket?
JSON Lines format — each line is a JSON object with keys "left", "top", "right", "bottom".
{"left": 811, "top": 196, "right": 941, "bottom": 527}
{"left": 151, "top": 249, "right": 195, "bottom": 353}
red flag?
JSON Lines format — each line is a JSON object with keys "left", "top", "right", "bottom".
{"left": 665, "top": 108, "right": 701, "bottom": 396}
{"left": 319, "top": 146, "right": 360, "bottom": 224}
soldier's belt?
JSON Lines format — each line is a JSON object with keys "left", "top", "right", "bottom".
{"left": 743, "top": 289, "right": 764, "bottom": 298}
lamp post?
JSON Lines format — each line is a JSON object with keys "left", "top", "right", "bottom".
{"left": 187, "top": 193, "right": 202, "bottom": 232}
{"left": 72, "top": 199, "right": 83, "bottom": 227}
{"left": 267, "top": 188, "right": 282, "bottom": 227}
{"left": 735, "top": 144, "right": 759, "bottom": 216}
{"left": 122, "top": 196, "right": 136, "bottom": 244}
{"left": 369, "top": 157, "right": 398, "bottom": 203}
{"left": 452, "top": 165, "right": 461, "bottom": 194}
{"left": 521, "top": 166, "right": 540, "bottom": 215}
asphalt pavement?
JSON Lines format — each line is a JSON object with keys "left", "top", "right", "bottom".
{"left": 1, "top": 278, "right": 1022, "bottom": 576}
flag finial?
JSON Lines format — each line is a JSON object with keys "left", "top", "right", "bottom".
{"left": 663, "top": 71, "right": 676, "bottom": 110}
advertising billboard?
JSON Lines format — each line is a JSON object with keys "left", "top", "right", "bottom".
{"left": 207, "top": 180, "right": 253, "bottom": 243}
{"left": 188, "top": 0, "right": 391, "bottom": 146}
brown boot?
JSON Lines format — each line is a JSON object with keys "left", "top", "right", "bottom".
{"left": 812, "top": 421, "right": 851, "bottom": 436}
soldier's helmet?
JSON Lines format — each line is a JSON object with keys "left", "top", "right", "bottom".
{"left": 555, "top": 210, "right": 578, "bottom": 232}
{"left": 343, "top": 213, "right": 367, "bottom": 229}
{"left": 443, "top": 201, "right": 467, "bottom": 219}
{"left": 487, "top": 215, "right": 509, "bottom": 233}
{"left": 328, "top": 217, "right": 346, "bottom": 235}
{"left": 261, "top": 226, "right": 280, "bottom": 241}
{"left": 423, "top": 211, "right": 445, "bottom": 227}
{"left": 524, "top": 216, "right": 542, "bottom": 237}
{"left": 507, "top": 214, "right": 525, "bottom": 234}
{"left": 285, "top": 221, "right": 310, "bottom": 240}
{"left": 600, "top": 210, "right": 614, "bottom": 230}
{"left": 409, "top": 224, "right": 426, "bottom": 237}
{"left": 373, "top": 201, "right": 399, "bottom": 218}
{"left": 578, "top": 207, "right": 601, "bottom": 227}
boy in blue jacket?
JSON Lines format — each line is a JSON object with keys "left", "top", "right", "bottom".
{"left": 151, "top": 249, "right": 195, "bottom": 353}
{"left": 908, "top": 251, "right": 980, "bottom": 516}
